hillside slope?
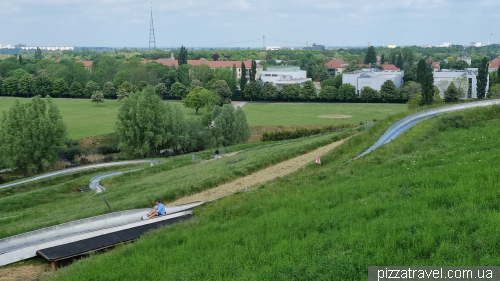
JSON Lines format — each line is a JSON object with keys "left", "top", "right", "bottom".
{"left": 50, "top": 105, "right": 500, "bottom": 280}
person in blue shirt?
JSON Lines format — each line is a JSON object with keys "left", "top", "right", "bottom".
{"left": 146, "top": 200, "right": 166, "bottom": 218}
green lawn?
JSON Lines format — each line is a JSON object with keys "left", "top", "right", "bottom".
{"left": 242, "top": 102, "right": 407, "bottom": 126}
{"left": 0, "top": 97, "right": 406, "bottom": 139}
{"left": 48, "top": 105, "right": 500, "bottom": 280}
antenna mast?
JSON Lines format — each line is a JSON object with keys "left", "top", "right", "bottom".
{"left": 149, "top": 2, "right": 156, "bottom": 50}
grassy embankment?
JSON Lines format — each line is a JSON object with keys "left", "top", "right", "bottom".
{"left": 0, "top": 97, "right": 406, "bottom": 139}
{"left": 0, "top": 129, "right": 354, "bottom": 239}
{"left": 50, "top": 105, "right": 500, "bottom": 280}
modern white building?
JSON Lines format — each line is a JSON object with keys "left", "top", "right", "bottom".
{"left": 260, "top": 66, "right": 311, "bottom": 90}
{"left": 434, "top": 68, "right": 489, "bottom": 99}
{"left": 342, "top": 69, "right": 404, "bottom": 96}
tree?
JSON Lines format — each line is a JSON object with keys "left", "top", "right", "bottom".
{"left": 310, "top": 64, "right": 331, "bottom": 82}
{"left": 34, "top": 47, "right": 43, "bottom": 60}
{"left": 137, "top": 81, "right": 149, "bottom": 92}
{"left": 2, "top": 76, "right": 18, "bottom": 96}
{"left": 211, "top": 80, "right": 232, "bottom": 105}
{"left": 118, "top": 81, "right": 133, "bottom": 94}
{"left": 420, "top": 73, "right": 435, "bottom": 105}
{"left": 488, "top": 84, "right": 500, "bottom": 99}
{"left": 35, "top": 73, "right": 53, "bottom": 97}
{"left": 191, "top": 64, "right": 214, "bottom": 85}
{"left": 320, "top": 79, "right": 335, "bottom": 88}
{"left": 51, "top": 78, "right": 68, "bottom": 98}
{"left": 332, "top": 74, "right": 343, "bottom": 89}
{"left": 117, "top": 90, "right": 129, "bottom": 101}
{"left": 171, "top": 82, "right": 188, "bottom": 100}
{"left": 243, "top": 81, "right": 259, "bottom": 101}
{"left": 91, "top": 91, "right": 105, "bottom": 106}
{"left": 444, "top": 82, "right": 460, "bottom": 102}
{"left": 280, "top": 84, "right": 299, "bottom": 102}
{"left": 300, "top": 80, "right": 317, "bottom": 102}
{"left": 116, "top": 86, "right": 171, "bottom": 158}
{"left": 182, "top": 87, "right": 217, "bottom": 114}
{"left": 18, "top": 74, "right": 34, "bottom": 98}
{"left": 155, "top": 83, "right": 168, "bottom": 99}
{"left": 407, "top": 94, "right": 422, "bottom": 109}
{"left": 380, "top": 54, "right": 386, "bottom": 65}
{"left": 190, "top": 79, "right": 203, "bottom": 90}
{"left": 360, "top": 86, "right": 379, "bottom": 103}
{"left": 0, "top": 96, "right": 66, "bottom": 176}
{"left": 69, "top": 81, "right": 83, "bottom": 98}
{"left": 261, "top": 83, "right": 279, "bottom": 100}
{"left": 396, "top": 52, "right": 404, "bottom": 69}
{"left": 231, "top": 64, "right": 238, "bottom": 94}
{"left": 83, "top": 81, "right": 100, "bottom": 98}
{"left": 239, "top": 62, "right": 247, "bottom": 92}
{"left": 476, "top": 57, "right": 488, "bottom": 99}
{"left": 249, "top": 60, "right": 257, "bottom": 82}
{"left": 402, "top": 81, "right": 422, "bottom": 100}
{"left": 212, "top": 104, "right": 250, "bottom": 147}
{"left": 416, "top": 59, "right": 427, "bottom": 85}
{"left": 318, "top": 86, "right": 336, "bottom": 102}
{"left": 18, "top": 54, "right": 24, "bottom": 66}
{"left": 337, "top": 84, "right": 357, "bottom": 102}
{"left": 498, "top": 67, "right": 500, "bottom": 85}
{"left": 380, "top": 80, "right": 397, "bottom": 103}
{"left": 364, "top": 46, "right": 377, "bottom": 64}
{"left": 178, "top": 46, "right": 188, "bottom": 65}
{"left": 102, "top": 82, "right": 115, "bottom": 100}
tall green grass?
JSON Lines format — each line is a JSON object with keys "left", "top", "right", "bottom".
{"left": 50, "top": 105, "right": 500, "bottom": 280}
{"left": 0, "top": 130, "right": 353, "bottom": 239}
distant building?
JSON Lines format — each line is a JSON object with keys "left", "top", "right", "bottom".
{"left": 387, "top": 44, "right": 397, "bottom": 49}
{"left": 20, "top": 46, "right": 74, "bottom": 51}
{"left": 434, "top": 68, "right": 489, "bottom": 99}
{"left": 381, "top": 64, "right": 400, "bottom": 71}
{"left": 260, "top": 66, "right": 311, "bottom": 90}
{"left": 438, "top": 42, "right": 453, "bottom": 47}
{"left": 266, "top": 46, "right": 281, "bottom": 50}
{"left": 342, "top": 69, "right": 404, "bottom": 96}
{"left": 488, "top": 58, "right": 500, "bottom": 71}
{"left": 281, "top": 47, "right": 294, "bottom": 50}
{"left": 324, "top": 58, "right": 348, "bottom": 77}
{"left": 302, "top": 43, "right": 325, "bottom": 50}
{"left": 76, "top": 60, "right": 93, "bottom": 72}
{"left": 457, "top": 56, "right": 471, "bottom": 66}
{"left": 419, "top": 45, "right": 432, "bottom": 48}
{"left": 471, "top": 42, "right": 482, "bottom": 47}
{"left": 431, "top": 61, "right": 441, "bottom": 72}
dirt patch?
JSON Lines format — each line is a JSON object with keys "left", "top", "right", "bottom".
{"left": 249, "top": 124, "right": 348, "bottom": 143}
{"left": 167, "top": 137, "right": 349, "bottom": 206}
{"left": 0, "top": 264, "right": 50, "bottom": 281}
{"left": 318, "top": 115, "right": 352, "bottom": 118}
{"left": 78, "top": 133, "right": 117, "bottom": 150}
{"left": 231, "top": 101, "right": 246, "bottom": 108}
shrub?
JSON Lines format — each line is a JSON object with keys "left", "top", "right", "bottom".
{"left": 79, "top": 157, "right": 90, "bottom": 165}
{"left": 406, "top": 94, "right": 422, "bottom": 109}
{"left": 440, "top": 115, "right": 475, "bottom": 129}
{"left": 96, "top": 144, "right": 120, "bottom": 155}
{"left": 67, "top": 146, "right": 85, "bottom": 162}
{"left": 0, "top": 175, "right": 4, "bottom": 184}
{"left": 261, "top": 124, "right": 353, "bottom": 141}
{"left": 103, "top": 154, "right": 114, "bottom": 162}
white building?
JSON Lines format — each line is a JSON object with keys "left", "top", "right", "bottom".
{"left": 434, "top": 68, "right": 489, "bottom": 99}
{"left": 471, "top": 42, "right": 482, "bottom": 47}
{"left": 342, "top": 69, "right": 404, "bottom": 96}
{"left": 20, "top": 46, "right": 74, "bottom": 51}
{"left": 260, "top": 66, "right": 311, "bottom": 90}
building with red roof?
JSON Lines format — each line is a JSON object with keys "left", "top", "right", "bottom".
{"left": 489, "top": 58, "right": 500, "bottom": 71}
{"left": 325, "top": 58, "right": 348, "bottom": 77}
{"left": 381, "top": 64, "right": 400, "bottom": 71}
{"left": 431, "top": 61, "right": 441, "bottom": 72}
{"left": 76, "top": 60, "right": 93, "bottom": 72}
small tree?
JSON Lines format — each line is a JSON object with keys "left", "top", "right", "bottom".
{"left": 249, "top": 60, "right": 257, "bottom": 82}
{"left": 444, "top": 82, "right": 460, "bottom": 102}
{"left": 182, "top": 87, "right": 217, "bottom": 114}
{"left": 35, "top": 73, "right": 53, "bottom": 97}
{"left": 155, "top": 83, "right": 168, "bottom": 99}
{"left": 380, "top": 80, "right": 397, "bottom": 103}
{"left": 420, "top": 73, "right": 434, "bottom": 106}
{"left": 332, "top": 74, "right": 343, "bottom": 88}
{"left": 137, "top": 81, "right": 149, "bottom": 92}
{"left": 380, "top": 54, "right": 386, "bottom": 65}
{"left": 102, "top": 82, "right": 115, "bottom": 100}
{"left": 118, "top": 81, "right": 133, "bottom": 94}
{"left": 171, "top": 82, "right": 188, "bottom": 100}
{"left": 280, "top": 84, "right": 299, "bottom": 102}
{"left": 360, "top": 86, "right": 379, "bottom": 103}
{"left": 69, "top": 81, "right": 82, "bottom": 98}
{"left": 212, "top": 104, "right": 251, "bottom": 147}
{"left": 18, "top": 74, "right": 34, "bottom": 98}
{"left": 91, "top": 91, "right": 105, "bottom": 106}
{"left": 262, "top": 82, "right": 279, "bottom": 100}
{"left": 240, "top": 62, "right": 247, "bottom": 92}
{"left": 488, "top": 84, "right": 500, "bottom": 98}
{"left": 318, "top": 86, "right": 336, "bottom": 102}
{"left": 52, "top": 78, "right": 68, "bottom": 98}
{"left": 402, "top": 81, "right": 422, "bottom": 100}
{"left": 476, "top": 57, "right": 488, "bottom": 99}
{"left": 211, "top": 80, "right": 232, "bottom": 105}
{"left": 190, "top": 79, "right": 203, "bottom": 90}
{"left": 178, "top": 46, "right": 188, "bottom": 65}
{"left": 243, "top": 81, "right": 259, "bottom": 102}
{"left": 320, "top": 79, "right": 335, "bottom": 88}
{"left": 117, "top": 90, "right": 129, "bottom": 101}
{"left": 337, "top": 84, "right": 356, "bottom": 103}
{"left": 300, "top": 80, "right": 317, "bottom": 102}
{"left": 407, "top": 94, "right": 422, "bottom": 109}
{"left": 364, "top": 46, "right": 377, "bottom": 64}
{"left": 83, "top": 81, "right": 100, "bottom": 98}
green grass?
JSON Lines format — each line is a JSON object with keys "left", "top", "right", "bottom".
{"left": 242, "top": 102, "right": 407, "bottom": 126}
{"left": 0, "top": 97, "right": 406, "bottom": 139}
{"left": 48, "top": 105, "right": 500, "bottom": 280}
{"left": 0, "top": 129, "right": 353, "bottom": 239}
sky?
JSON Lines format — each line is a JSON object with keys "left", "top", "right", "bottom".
{"left": 0, "top": 0, "right": 498, "bottom": 48}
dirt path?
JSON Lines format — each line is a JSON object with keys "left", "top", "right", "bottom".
{"left": 167, "top": 137, "right": 348, "bottom": 206}
{"left": 0, "top": 264, "right": 50, "bottom": 281}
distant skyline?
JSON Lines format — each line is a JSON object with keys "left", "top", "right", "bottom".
{"left": 0, "top": 0, "right": 498, "bottom": 48}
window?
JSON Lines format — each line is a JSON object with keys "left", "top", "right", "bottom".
{"left": 265, "top": 74, "right": 271, "bottom": 77}
{"left": 272, "top": 74, "right": 277, "bottom": 77}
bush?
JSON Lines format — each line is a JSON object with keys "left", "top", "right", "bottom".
{"left": 79, "top": 157, "right": 90, "bottom": 165}
{"left": 0, "top": 175, "right": 4, "bottom": 184}
{"left": 96, "top": 144, "right": 120, "bottom": 155}
{"left": 261, "top": 124, "right": 353, "bottom": 141}
{"left": 67, "top": 146, "right": 85, "bottom": 162}
{"left": 103, "top": 154, "right": 114, "bottom": 162}
{"left": 406, "top": 94, "right": 422, "bottom": 109}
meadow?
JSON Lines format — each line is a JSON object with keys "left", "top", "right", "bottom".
{"left": 47, "top": 105, "right": 500, "bottom": 280}
{"left": 0, "top": 97, "right": 406, "bottom": 139}
{"left": 0, "top": 129, "right": 354, "bottom": 238}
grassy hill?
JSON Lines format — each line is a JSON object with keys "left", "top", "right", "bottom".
{"left": 48, "top": 105, "right": 500, "bottom": 280}
{"left": 0, "top": 97, "right": 406, "bottom": 139}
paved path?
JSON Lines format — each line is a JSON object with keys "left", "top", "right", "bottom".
{"left": 231, "top": 101, "right": 247, "bottom": 108}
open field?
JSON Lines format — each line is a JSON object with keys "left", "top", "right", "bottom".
{"left": 0, "top": 97, "right": 406, "bottom": 139}
{"left": 47, "top": 105, "right": 500, "bottom": 280}
{"left": 0, "top": 129, "right": 354, "bottom": 239}
{"left": 242, "top": 102, "right": 407, "bottom": 126}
